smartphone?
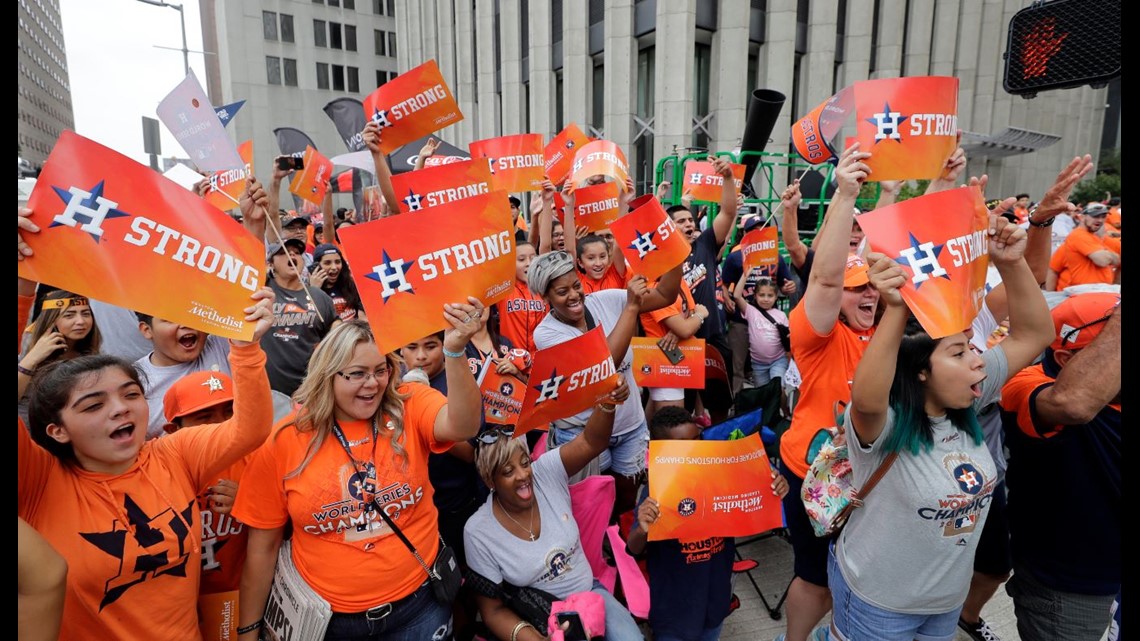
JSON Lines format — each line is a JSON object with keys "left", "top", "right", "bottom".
{"left": 276, "top": 156, "right": 304, "bottom": 171}
{"left": 555, "top": 611, "right": 588, "bottom": 641}
{"left": 657, "top": 339, "right": 686, "bottom": 365}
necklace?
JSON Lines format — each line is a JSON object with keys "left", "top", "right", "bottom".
{"left": 496, "top": 495, "right": 536, "bottom": 542}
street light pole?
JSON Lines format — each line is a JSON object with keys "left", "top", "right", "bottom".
{"left": 136, "top": 0, "right": 190, "bottom": 76}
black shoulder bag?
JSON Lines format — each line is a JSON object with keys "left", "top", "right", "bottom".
{"left": 757, "top": 307, "right": 792, "bottom": 352}
{"left": 331, "top": 420, "right": 462, "bottom": 605}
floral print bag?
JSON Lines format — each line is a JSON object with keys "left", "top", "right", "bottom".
{"left": 800, "top": 401, "right": 898, "bottom": 538}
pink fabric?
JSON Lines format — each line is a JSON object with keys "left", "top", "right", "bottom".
{"left": 531, "top": 431, "right": 549, "bottom": 461}
{"left": 741, "top": 304, "right": 789, "bottom": 363}
{"left": 568, "top": 475, "right": 617, "bottom": 591}
{"left": 606, "top": 525, "right": 650, "bottom": 618}
{"left": 548, "top": 590, "right": 607, "bottom": 641}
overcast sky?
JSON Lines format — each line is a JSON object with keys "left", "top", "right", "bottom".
{"left": 60, "top": 0, "right": 208, "bottom": 166}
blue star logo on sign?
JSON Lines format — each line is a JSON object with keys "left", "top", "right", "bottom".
{"left": 365, "top": 249, "right": 415, "bottom": 302}
{"left": 628, "top": 229, "right": 658, "bottom": 259}
{"left": 895, "top": 233, "right": 949, "bottom": 289}
{"left": 866, "top": 101, "right": 908, "bottom": 143}
{"left": 50, "top": 181, "right": 132, "bottom": 242}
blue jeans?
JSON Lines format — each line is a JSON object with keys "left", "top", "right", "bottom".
{"left": 751, "top": 356, "right": 789, "bottom": 387}
{"left": 550, "top": 421, "right": 649, "bottom": 477}
{"left": 323, "top": 581, "right": 453, "bottom": 641}
{"left": 653, "top": 622, "right": 724, "bottom": 641}
{"left": 592, "top": 581, "right": 644, "bottom": 641}
{"left": 828, "top": 545, "right": 960, "bottom": 641}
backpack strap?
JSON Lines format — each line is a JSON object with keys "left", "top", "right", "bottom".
{"left": 848, "top": 451, "right": 899, "bottom": 508}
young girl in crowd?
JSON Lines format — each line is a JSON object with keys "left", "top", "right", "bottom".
{"left": 496, "top": 242, "right": 546, "bottom": 355}
{"left": 18, "top": 288, "right": 102, "bottom": 421}
{"left": 576, "top": 233, "right": 630, "bottom": 294}
{"left": 731, "top": 275, "right": 789, "bottom": 387}
{"left": 310, "top": 243, "right": 366, "bottom": 322}
{"left": 234, "top": 299, "right": 484, "bottom": 641}
{"left": 830, "top": 210, "right": 1053, "bottom": 641}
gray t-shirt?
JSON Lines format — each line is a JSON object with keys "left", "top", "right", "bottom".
{"left": 89, "top": 299, "right": 154, "bottom": 363}
{"left": 836, "top": 346, "right": 1008, "bottom": 614}
{"left": 135, "top": 335, "right": 232, "bottom": 440}
{"left": 464, "top": 447, "right": 594, "bottom": 599}
{"left": 533, "top": 289, "right": 645, "bottom": 437}
{"left": 260, "top": 279, "right": 337, "bottom": 397}
{"left": 970, "top": 301, "right": 1008, "bottom": 480}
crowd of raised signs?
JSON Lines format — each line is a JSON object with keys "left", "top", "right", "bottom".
{"left": 16, "top": 110, "right": 1120, "bottom": 641}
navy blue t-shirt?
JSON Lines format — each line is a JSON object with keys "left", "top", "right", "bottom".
{"left": 683, "top": 229, "right": 726, "bottom": 339}
{"left": 721, "top": 249, "right": 794, "bottom": 323}
{"left": 427, "top": 369, "right": 489, "bottom": 512}
{"left": 630, "top": 487, "right": 735, "bottom": 639}
{"left": 1001, "top": 356, "right": 1121, "bottom": 595}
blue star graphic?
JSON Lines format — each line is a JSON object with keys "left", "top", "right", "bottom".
{"left": 628, "top": 229, "right": 656, "bottom": 255}
{"left": 533, "top": 368, "right": 560, "bottom": 401}
{"left": 865, "top": 101, "right": 908, "bottom": 144}
{"left": 365, "top": 249, "right": 415, "bottom": 302}
{"left": 894, "top": 232, "right": 949, "bottom": 289}
{"left": 50, "top": 181, "right": 132, "bottom": 242}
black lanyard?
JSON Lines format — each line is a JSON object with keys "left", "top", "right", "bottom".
{"left": 331, "top": 419, "right": 380, "bottom": 511}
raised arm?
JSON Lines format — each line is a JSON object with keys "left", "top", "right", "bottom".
{"left": 321, "top": 187, "right": 336, "bottom": 244}
{"left": 801, "top": 144, "right": 872, "bottom": 334}
{"left": 638, "top": 263, "right": 682, "bottom": 313}
{"left": 237, "top": 525, "right": 285, "bottom": 641}
{"left": 362, "top": 122, "right": 400, "bottom": 215}
{"left": 238, "top": 177, "right": 269, "bottom": 245}
{"left": 848, "top": 253, "right": 910, "bottom": 446}
{"left": 779, "top": 179, "right": 809, "bottom": 270}
{"left": 413, "top": 137, "right": 440, "bottom": 172}
{"left": 19, "top": 517, "right": 67, "bottom": 641}
{"left": 924, "top": 143, "right": 967, "bottom": 195}
{"left": 558, "top": 379, "right": 628, "bottom": 477}
{"left": 710, "top": 156, "right": 741, "bottom": 246}
{"left": 265, "top": 159, "right": 292, "bottom": 242}
{"left": 983, "top": 210, "right": 1055, "bottom": 375}
{"left": 1030, "top": 303, "right": 1120, "bottom": 425}
{"left": 432, "top": 297, "right": 485, "bottom": 443}
{"left": 603, "top": 276, "right": 649, "bottom": 367}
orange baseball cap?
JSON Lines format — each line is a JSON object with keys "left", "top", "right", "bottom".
{"left": 1050, "top": 292, "right": 1120, "bottom": 351}
{"left": 163, "top": 370, "right": 235, "bottom": 423}
{"left": 843, "top": 254, "right": 870, "bottom": 288}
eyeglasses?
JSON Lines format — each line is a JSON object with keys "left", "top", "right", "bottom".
{"left": 336, "top": 365, "right": 392, "bottom": 384}
{"left": 475, "top": 426, "right": 515, "bottom": 446}
{"left": 1059, "top": 303, "right": 1119, "bottom": 347}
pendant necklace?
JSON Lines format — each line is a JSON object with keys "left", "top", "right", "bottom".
{"left": 496, "top": 495, "right": 536, "bottom": 542}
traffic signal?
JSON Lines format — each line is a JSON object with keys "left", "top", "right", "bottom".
{"left": 1002, "top": 0, "right": 1121, "bottom": 98}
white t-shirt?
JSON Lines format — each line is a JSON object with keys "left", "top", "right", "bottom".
{"left": 533, "top": 289, "right": 645, "bottom": 436}
{"left": 135, "top": 335, "right": 231, "bottom": 440}
{"left": 836, "top": 347, "right": 1008, "bottom": 614}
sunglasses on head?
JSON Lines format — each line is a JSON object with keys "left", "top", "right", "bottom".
{"left": 475, "top": 426, "right": 515, "bottom": 446}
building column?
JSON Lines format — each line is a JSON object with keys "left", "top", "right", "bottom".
{"left": 475, "top": 0, "right": 499, "bottom": 139}
{"left": 405, "top": 0, "right": 424, "bottom": 72}
{"left": 871, "top": 0, "right": 905, "bottom": 78}
{"left": 903, "top": 0, "right": 935, "bottom": 76}
{"left": 653, "top": 0, "right": 696, "bottom": 161}
{"left": 604, "top": 0, "right": 637, "bottom": 152}
{"left": 454, "top": 0, "right": 478, "bottom": 145}
{"left": 757, "top": 0, "right": 796, "bottom": 156}
{"left": 499, "top": 0, "right": 524, "bottom": 134}
{"left": 929, "top": 0, "right": 960, "bottom": 77}
{"left": 434, "top": 0, "right": 460, "bottom": 143}
{"left": 841, "top": 0, "right": 873, "bottom": 89}
{"left": 803, "top": 2, "right": 838, "bottom": 112}
{"left": 711, "top": 0, "right": 749, "bottom": 152}
{"left": 528, "top": 0, "right": 555, "bottom": 137}
{"left": 562, "top": 0, "right": 591, "bottom": 128}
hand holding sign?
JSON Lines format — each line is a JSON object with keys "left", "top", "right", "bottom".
{"left": 443, "top": 296, "right": 485, "bottom": 353}
{"left": 866, "top": 252, "right": 908, "bottom": 308}
{"left": 233, "top": 287, "right": 278, "bottom": 346}
{"left": 987, "top": 208, "right": 1028, "bottom": 265}
{"left": 834, "top": 144, "right": 873, "bottom": 198}
{"left": 18, "top": 207, "right": 38, "bottom": 261}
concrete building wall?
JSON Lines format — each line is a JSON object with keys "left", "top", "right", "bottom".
{"left": 19, "top": 0, "right": 76, "bottom": 168}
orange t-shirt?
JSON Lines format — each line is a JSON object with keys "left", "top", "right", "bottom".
{"left": 1059, "top": 227, "right": 1116, "bottom": 287}
{"left": 640, "top": 280, "right": 696, "bottom": 338}
{"left": 1049, "top": 244, "right": 1071, "bottom": 290}
{"left": 1000, "top": 364, "right": 1121, "bottom": 439}
{"left": 580, "top": 263, "right": 631, "bottom": 295}
{"left": 233, "top": 384, "right": 449, "bottom": 612}
{"left": 496, "top": 279, "right": 547, "bottom": 355}
{"left": 17, "top": 342, "right": 273, "bottom": 641}
{"left": 1106, "top": 207, "right": 1121, "bottom": 232}
{"left": 780, "top": 304, "right": 874, "bottom": 478}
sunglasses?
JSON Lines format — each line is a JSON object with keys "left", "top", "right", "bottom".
{"left": 475, "top": 426, "right": 515, "bottom": 446}
{"left": 1059, "top": 300, "right": 1119, "bottom": 347}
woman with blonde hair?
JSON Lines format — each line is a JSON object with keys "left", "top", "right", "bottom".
{"left": 234, "top": 298, "right": 485, "bottom": 641}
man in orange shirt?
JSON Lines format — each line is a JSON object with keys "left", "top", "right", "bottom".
{"left": 1012, "top": 193, "right": 1032, "bottom": 225}
{"left": 1051, "top": 203, "right": 1119, "bottom": 290}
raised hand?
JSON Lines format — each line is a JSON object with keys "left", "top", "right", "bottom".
{"left": 626, "top": 274, "right": 649, "bottom": 309}
{"left": 239, "top": 177, "right": 268, "bottom": 222}
{"left": 233, "top": 287, "right": 277, "bottom": 346}
{"left": 988, "top": 207, "right": 1029, "bottom": 265}
{"left": 780, "top": 179, "right": 802, "bottom": 212}
{"left": 442, "top": 296, "right": 485, "bottom": 352}
{"left": 18, "top": 207, "right": 39, "bottom": 261}
{"left": 417, "top": 137, "right": 441, "bottom": 160}
{"left": 866, "top": 252, "right": 908, "bottom": 308}
{"left": 1034, "top": 154, "right": 1095, "bottom": 222}
{"left": 362, "top": 121, "right": 383, "bottom": 155}
{"left": 834, "top": 143, "right": 872, "bottom": 199}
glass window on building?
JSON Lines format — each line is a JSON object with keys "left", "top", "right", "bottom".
{"left": 330, "top": 22, "right": 343, "bottom": 49}
{"left": 591, "top": 58, "right": 604, "bottom": 136}
{"left": 377, "top": 69, "right": 386, "bottom": 87}
{"left": 387, "top": 0, "right": 395, "bottom": 16}
{"left": 263, "top": 11, "right": 278, "bottom": 41}
{"left": 314, "top": 19, "right": 327, "bottom": 47}
{"left": 281, "top": 14, "right": 294, "bottom": 43}
{"left": 328, "top": 0, "right": 340, "bottom": 7}
{"left": 284, "top": 58, "right": 298, "bottom": 86}
{"left": 332, "top": 64, "right": 346, "bottom": 91}
{"left": 635, "top": 46, "right": 655, "bottom": 195}
{"left": 266, "top": 56, "right": 281, "bottom": 85}
{"left": 344, "top": 0, "right": 355, "bottom": 9}
{"left": 374, "top": 0, "right": 384, "bottom": 14}
{"left": 345, "top": 25, "right": 357, "bottom": 51}
{"left": 388, "top": 31, "right": 397, "bottom": 57}
{"left": 375, "top": 29, "right": 386, "bottom": 55}
{"left": 317, "top": 62, "right": 330, "bottom": 89}
{"left": 347, "top": 66, "right": 359, "bottom": 93}
{"left": 692, "top": 43, "right": 711, "bottom": 149}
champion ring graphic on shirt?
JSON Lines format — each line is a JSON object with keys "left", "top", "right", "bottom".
{"left": 678, "top": 497, "right": 697, "bottom": 517}
{"left": 952, "top": 463, "right": 985, "bottom": 495}
{"left": 80, "top": 494, "right": 195, "bottom": 610}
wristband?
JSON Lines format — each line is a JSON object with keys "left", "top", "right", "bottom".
{"left": 510, "top": 620, "right": 536, "bottom": 641}
{"left": 17, "top": 364, "right": 34, "bottom": 376}
{"left": 1027, "top": 215, "right": 1054, "bottom": 228}
{"left": 442, "top": 347, "right": 466, "bottom": 359}
{"left": 236, "top": 620, "right": 263, "bottom": 635}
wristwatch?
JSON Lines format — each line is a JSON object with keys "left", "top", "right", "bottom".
{"left": 1026, "top": 205, "right": 1053, "bottom": 228}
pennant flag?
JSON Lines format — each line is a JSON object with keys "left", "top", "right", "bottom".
{"left": 632, "top": 337, "right": 706, "bottom": 389}
{"left": 274, "top": 127, "right": 319, "bottom": 212}
{"left": 545, "top": 123, "right": 590, "bottom": 185}
{"left": 705, "top": 344, "right": 728, "bottom": 384}
{"left": 20, "top": 131, "right": 264, "bottom": 340}
{"left": 572, "top": 182, "right": 622, "bottom": 232}
{"left": 389, "top": 158, "right": 494, "bottom": 213}
{"left": 288, "top": 146, "right": 335, "bottom": 206}
{"left": 516, "top": 327, "right": 621, "bottom": 436}
{"left": 362, "top": 59, "right": 464, "bottom": 153}
{"left": 791, "top": 76, "right": 959, "bottom": 181}
{"left": 156, "top": 71, "right": 244, "bottom": 172}
{"left": 681, "top": 160, "right": 746, "bottom": 202}
{"left": 857, "top": 186, "right": 990, "bottom": 338}
{"left": 478, "top": 356, "right": 527, "bottom": 425}
{"left": 214, "top": 100, "right": 246, "bottom": 128}
{"left": 647, "top": 433, "right": 784, "bottom": 541}
{"left": 571, "top": 140, "right": 631, "bottom": 190}
{"left": 469, "top": 133, "right": 546, "bottom": 192}
{"left": 387, "top": 134, "right": 470, "bottom": 174}
{"left": 338, "top": 191, "right": 515, "bottom": 354}
{"left": 203, "top": 140, "right": 253, "bottom": 211}
{"left": 323, "top": 97, "right": 369, "bottom": 152}
{"left": 610, "top": 197, "right": 691, "bottom": 281}
{"left": 739, "top": 226, "right": 779, "bottom": 273}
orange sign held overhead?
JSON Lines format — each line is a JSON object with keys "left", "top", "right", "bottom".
{"left": 857, "top": 186, "right": 990, "bottom": 338}
{"left": 470, "top": 134, "right": 546, "bottom": 192}
{"left": 610, "top": 197, "right": 691, "bottom": 281}
{"left": 362, "top": 59, "right": 464, "bottom": 153}
{"left": 632, "top": 337, "right": 706, "bottom": 389}
{"left": 681, "top": 160, "right": 745, "bottom": 202}
{"left": 288, "top": 146, "right": 334, "bottom": 205}
{"left": 389, "top": 159, "right": 494, "bottom": 213}
{"left": 20, "top": 131, "right": 264, "bottom": 340}
{"left": 516, "top": 327, "right": 621, "bottom": 436}
{"left": 739, "top": 226, "right": 779, "bottom": 272}
{"left": 479, "top": 358, "right": 527, "bottom": 425}
{"left": 545, "top": 123, "right": 590, "bottom": 185}
{"left": 648, "top": 433, "right": 784, "bottom": 541}
{"left": 570, "top": 140, "right": 631, "bottom": 190}
{"left": 573, "top": 182, "right": 623, "bottom": 232}
{"left": 338, "top": 191, "right": 516, "bottom": 354}
{"left": 203, "top": 140, "right": 252, "bottom": 211}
